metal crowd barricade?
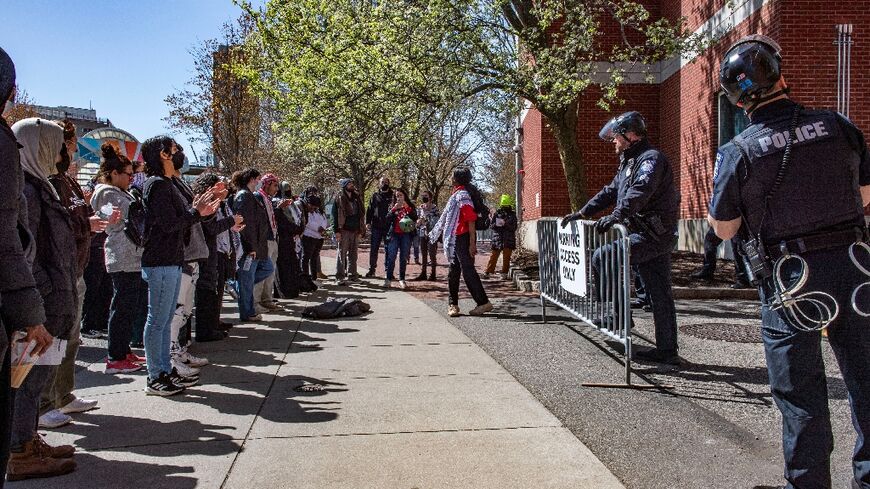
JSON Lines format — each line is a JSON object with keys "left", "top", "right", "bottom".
{"left": 537, "top": 217, "right": 663, "bottom": 389}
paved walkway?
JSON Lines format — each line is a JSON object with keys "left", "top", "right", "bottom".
{"left": 18, "top": 274, "right": 623, "bottom": 488}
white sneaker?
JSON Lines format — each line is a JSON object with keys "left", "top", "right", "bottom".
{"left": 176, "top": 347, "right": 209, "bottom": 367}
{"left": 171, "top": 359, "right": 201, "bottom": 377}
{"left": 59, "top": 397, "right": 98, "bottom": 414}
{"left": 398, "top": 280, "right": 407, "bottom": 289}
{"left": 38, "top": 409, "right": 72, "bottom": 429}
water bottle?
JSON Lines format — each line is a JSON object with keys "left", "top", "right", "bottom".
{"left": 97, "top": 203, "right": 114, "bottom": 220}
{"left": 242, "top": 255, "right": 253, "bottom": 271}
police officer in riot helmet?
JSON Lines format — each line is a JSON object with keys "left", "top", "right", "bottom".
{"left": 710, "top": 34, "right": 870, "bottom": 489}
{"left": 562, "top": 111, "right": 682, "bottom": 365}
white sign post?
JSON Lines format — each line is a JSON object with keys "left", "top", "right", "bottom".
{"left": 557, "top": 220, "right": 588, "bottom": 297}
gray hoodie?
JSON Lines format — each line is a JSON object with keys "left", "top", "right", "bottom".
{"left": 91, "top": 183, "right": 143, "bottom": 273}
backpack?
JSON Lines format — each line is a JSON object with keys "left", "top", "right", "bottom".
{"left": 124, "top": 196, "right": 147, "bottom": 248}
{"left": 468, "top": 186, "right": 491, "bottom": 231}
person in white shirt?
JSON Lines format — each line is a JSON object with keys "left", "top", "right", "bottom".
{"left": 301, "top": 195, "right": 327, "bottom": 281}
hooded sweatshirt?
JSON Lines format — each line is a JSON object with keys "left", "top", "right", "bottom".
{"left": 0, "top": 47, "right": 47, "bottom": 334}
{"left": 91, "top": 183, "right": 143, "bottom": 273}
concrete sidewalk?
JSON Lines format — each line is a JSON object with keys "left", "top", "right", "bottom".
{"left": 17, "top": 279, "right": 623, "bottom": 488}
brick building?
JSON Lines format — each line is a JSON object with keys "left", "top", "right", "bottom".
{"left": 519, "top": 0, "right": 870, "bottom": 252}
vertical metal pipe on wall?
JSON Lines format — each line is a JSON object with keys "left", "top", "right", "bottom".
{"left": 514, "top": 103, "right": 524, "bottom": 226}
{"left": 835, "top": 24, "right": 853, "bottom": 118}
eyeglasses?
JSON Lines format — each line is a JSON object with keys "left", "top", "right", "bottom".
{"left": 121, "top": 171, "right": 133, "bottom": 177}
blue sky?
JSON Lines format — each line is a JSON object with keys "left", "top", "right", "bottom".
{"left": 1, "top": 0, "right": 252, "bottom": 160}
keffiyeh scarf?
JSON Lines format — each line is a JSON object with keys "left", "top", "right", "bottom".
{"left": 429, "top": 189, "right": 472, "bottom": 264}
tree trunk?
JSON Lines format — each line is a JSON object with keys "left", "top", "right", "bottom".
{"left": 542, "top": 100, "right": 587, "bottom": 211}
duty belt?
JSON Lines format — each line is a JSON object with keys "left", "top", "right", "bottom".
{"left": 767, "top": 227, "right": 869, "bottom": 260}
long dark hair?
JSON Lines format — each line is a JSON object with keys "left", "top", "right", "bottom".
{"left": 99, "top": 143, "right": 132, "bottom": 184}
{"left": 141, "top": 135, "right": 175, "bottom": 177}
{"left": 392, "top": 187, "right": 416, "bottom": 212}
{"left": 231, "top": 167, "right": 260, "bottom": 191}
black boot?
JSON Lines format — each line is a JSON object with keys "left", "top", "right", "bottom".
{"left": 690, "top": 266, "right": 715, "bottom": 280}
{"left": 412, "top": 272, "right": 427, "bottom": 281}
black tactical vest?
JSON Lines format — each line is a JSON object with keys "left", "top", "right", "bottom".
{"left": 733, "top": 107, "right": 865, "bottom": 244}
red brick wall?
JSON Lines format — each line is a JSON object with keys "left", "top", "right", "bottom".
{"left": 521, "top": 108, "right": 543, "bottom": 220}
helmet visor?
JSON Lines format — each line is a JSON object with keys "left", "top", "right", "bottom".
{"left": 598, "top": 117, "right": 619, "bottom": 141}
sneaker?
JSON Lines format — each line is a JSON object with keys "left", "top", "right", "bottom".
{"left": 106, "top": 359, "right": 143, "bottom": 375}
{"left": 398, "top": 280, "right": 407, "bottom": 289}
{"left": 171, "top": 359, "right": 201, "bottom": 377}
{"left": 689, "top": 267, "right": 715, "bottom": 280}
{"left": 335, "top": 279, "right": 347, "bottom": 286}
{"left": 633, "top": 347, "right": 681, "bottom": 366}
{"left": 448, "top": 305, "right": 461, "bottom": 317}
{"left": 145, "top": 373, "right": 185, "bottom": 396}
{"left": 32, "top": 434, "right": 75, "bottom": 458}
{"left": 38, "top": 409, "right": 72, "bottom": 429}
{"left": 58, "top": 397, "right": 98, "bottom": 414}
{"left": 175, "top": 347, "right": 209, "bottom": 367}
{"left": 130, "top": 341, "right": 144, "bottom": 349}
{"left": 469, "top": 302, "right": 494, "bottom": 316}
{"left": 364, "top": 270, "right": 376, "bottom": 278}
{"left": 6, "top": 440, "right": 76, "bottom": 481}
{"left": 349, "top": 275, "right": 361, "bottom": 283}
{"left": 382, "top": 279, "right": 391, "bottom": 288}
{"left": 242, "top": 314, "right": 263, "bottom": 322}
{"left": 482, "top": 272, "right": 492, "bottom": 279}
{"left": 259, "top": 301, "right": 282, "bottom": 311}
{"left": 81, "top": 329, "right": 104, "bottom": 339}
{"left": 126, "top": 352, "right": 147, "bottom": 364}
{"left": 170, "top": 368, "right": 199, "bottom": 388}
{"left": 317, "top": 272, "right": 328, "bottom": 280}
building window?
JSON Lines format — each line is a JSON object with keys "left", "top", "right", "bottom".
{"left": 717, "top": 93, "right": 749, "bottom": 145}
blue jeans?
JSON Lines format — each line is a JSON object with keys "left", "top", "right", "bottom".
{"left": 412, "top": 234, "right": 421, "bottom": 261}
{"left": 369, "top": 226, "right": 388, "bottom": 273}
{"left": 236, "top": 256, "right": 274, "bottom": 319}
{"left": 142, "top": 266, "right": 183, "bottom": 379}
{"left": 385, "top": 233, "right": 412, "bottom": 280}
{"left": 759, "top": 246, "right": 870, "bottom": 489}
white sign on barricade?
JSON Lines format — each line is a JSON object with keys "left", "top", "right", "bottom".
{"left": 557, "top": 220, "right": 587, "bottom": 297}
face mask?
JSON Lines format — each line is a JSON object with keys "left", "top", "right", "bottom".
{"left": 421, "top": 196, "right": 430, "bottom": 203}
{"left": 172, "top": 150, "right": 185, "bottom": 171}
{"left": 381, "top": 184, "right": 390, "bottom": 192}
{"left": 131, "top": 172, "right": 146, "bottom": 189}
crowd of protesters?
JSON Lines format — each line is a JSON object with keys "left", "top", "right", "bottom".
{"left": 0, "top": 47, "right": 502, "bottom": 484}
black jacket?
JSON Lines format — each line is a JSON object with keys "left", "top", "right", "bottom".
{"left": 0, "top": 119, "right": 46, "bottom": 333}
{"left": 233, "top": 189, "right": 270, "bottom": 259}
{"left": 196, "top": 201, "right": 236, "bottom": 291}
{"left": 23, "top": 174, "right": 78, "bottom": 337}
{"left": 142, "top": 176, "right": 202, "bottom": 268}
{"left": 366, "top": 189, "right": 394, "bottom": 231}
{"left": 490, "top": 207, "right": 518, "bottom": 250}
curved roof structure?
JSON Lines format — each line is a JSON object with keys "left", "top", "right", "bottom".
{"left": 74, "top": 127, "right": 141, "bottom": 186}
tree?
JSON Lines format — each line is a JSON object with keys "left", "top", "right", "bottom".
{"left": 4, "top": 86, "right": 38, "bottom": 125}
{"left": 165, "top": 15, "right": 290, "bottom": 174}
{"left": 237, "top": 0, "right": 706, "bottom": 208}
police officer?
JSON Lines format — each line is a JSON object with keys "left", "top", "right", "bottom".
{"left": 562, "top": 111, "right": 681, "bottom": 365}
{"left": 710, "top": 34, "right": 870, "bottom": 489}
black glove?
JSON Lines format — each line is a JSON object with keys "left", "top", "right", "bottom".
{"left": 560, "top": 211, "right": 583, "bottom": 228}
{"left": 594, "top": 214, "right": 618, "bottom": 234}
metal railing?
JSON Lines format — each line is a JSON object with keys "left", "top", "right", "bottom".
{"left": 538, "top": 217, "right": 658, "bottom": 389}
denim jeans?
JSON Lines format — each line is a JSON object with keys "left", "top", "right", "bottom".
{"left": 385, "top": 233, "right": 412, "bottom": 280}
{"left": 142, "top": 266, "right": 183, "bottom": 379}
{"left": 412, "top": 234, "right": 421, "bottom": 261}
{"left": 592, "top": 233, "right": 678, "bottom": 353}
{"left": 759, "top": 246, "right": 870, "bottom": 489}
{"left": 107, "top": 272, "right": 147, "bottom": 361}
{"left": 236, "top": 257, "right": 274, "bottom": 319}
{"left": 11, "top": 364, "right": 56, "bottom": 450}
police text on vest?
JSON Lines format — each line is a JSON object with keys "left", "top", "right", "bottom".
{"left": 758, "top": 122, "right": 829, "bottom": 153}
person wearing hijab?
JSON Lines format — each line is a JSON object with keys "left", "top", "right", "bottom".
{"left": 9, "top": 117, "right": 78, "bottom": 480}
{"left": 0, "top": 47, "right": 53, "bottom": 488}
{"left": 484, "top": 194, "right": 518, "bottom": 279}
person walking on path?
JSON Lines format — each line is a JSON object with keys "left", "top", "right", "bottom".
{"left": 382, "top": 188, "right": 418, "bottom": 289}
{"left": 484, "top": 194, "right": 518, "bottom": 279}
{"left": 365, "top": 176, "right": 393, "bottom": 278}
{"left": 429, "top": 168, "right": 493, "bottom": 317}
{"left": 90, "top": 144, "right": 147, "bottom": 376}
{"left": 413, "top": 190, "right": 440, "bottom": 281}
{"left": 331, "top": 178, "right": 365, "bottom": 286}
{"left": 233, "top": 168, "right": 273, "bottom": 322}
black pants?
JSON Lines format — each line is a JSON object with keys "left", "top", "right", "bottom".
{"left": 107, "top": 272, "right": 147, "bottom": 361}
{"left": 420, "top": 238, "right": 438, "bottom": 277}
{"left": 301, "top": 236, "right": 324, "bottom": 278}
{"left": 195, "top": 253, "right": 228, "bottom": 339}
{"left": 0, "top": 324, "right": 11, "bottom": 489}
{"left": 701, "top": 227, "right": 750, "bottom": 283}
{"left": 276, "top": 237, "right": 300, "bottom": 298}
{"left": 82, "top": 242, "right": 113, "bottom": 333}
{"left": 448, "top": 233, "right": 488, "bottom": 306}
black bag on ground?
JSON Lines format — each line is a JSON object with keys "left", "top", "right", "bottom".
{"left": 302, "top": 299, "right": 371, "bottom": 319}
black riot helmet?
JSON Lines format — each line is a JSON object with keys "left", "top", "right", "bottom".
{"left": 598, "top": 111, "right": 647, "bottom": 141}
{"left": 720, "top": 35, "right": 783, "bottom": 106}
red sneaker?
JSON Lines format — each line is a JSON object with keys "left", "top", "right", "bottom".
{"left": 126, "top": 353, "right": 146, "bottom": 364}
{"left": 106, "top": 359, "right": 143, "bottom": 374}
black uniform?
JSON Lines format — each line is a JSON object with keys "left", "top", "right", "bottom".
{"left": 710, "top": 98, "right": 870, "bottom": 489}
{"left": 582, "top": 138, "right": 681, "bottom": 356}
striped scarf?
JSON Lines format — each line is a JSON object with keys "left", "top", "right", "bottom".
{"left": 429, "top": 189, "right": 472, "bottom": 264}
